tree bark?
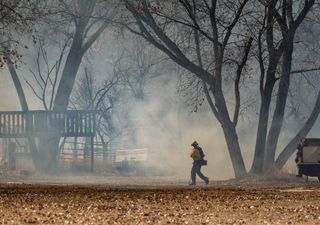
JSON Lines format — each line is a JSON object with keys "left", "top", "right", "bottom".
{"left": 262, "top": 0, "right": 315, "bottom": 172}
{"left": 220, "top": 119, "right": 247, "bottom": 178}
{"left": 53, "top": 39, "right": 83, "bottom": 111}
{"left": 250, "top": 60, "right": 278, "bottom": 174}
{"left": 264, "top": 39, "right": 294, "bottom": 172}
{"left": 214, "top": 90, "right": 247, "bottom": 178}
{"left": 250, "top": 89, "right": 273, "bottom": 174}
{"left": 250, "top": 1, "right": 280, "bottom": 174}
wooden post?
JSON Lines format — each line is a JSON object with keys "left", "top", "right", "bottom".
{"left": 91, "top": 135, "right": 94, "bottom": 172}
{"left": 73, "top": 136, "right": 78, "bottom": 160}
{"left": 8, "top": 142, "right": 16, "bottom": 170}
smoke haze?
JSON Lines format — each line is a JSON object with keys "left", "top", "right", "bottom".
{"left": 1, "top": 1, "right": 320, "bottom": 182}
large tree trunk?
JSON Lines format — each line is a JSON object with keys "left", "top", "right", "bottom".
{"left": 46, "top": 26, "right": 85, "bottom": 170}
{"left": 7, "top": 64, "right": 28, "bottom": 110}
{"left": 250, "top": 93, "right": 272, "bottom": 174}
{"left": 220, "top": 119, "right": 247, "bottom": 178}
{"left": 37, "top": 136, "right": 60, "bottom": 173}
{"left": 250, "top": 0, "right": 281, "bottom": 175}
{"left": 49, "top": 13, "right": 108, "bottom": 168}
{"left": 53, "top": 41, "right": 83, "bottom": 111}
{"left": 250, "top": 61, "right": 278, "bottom": 174}
{"left": 214, "top": 90, "right": 247, "bottom": 178}
{"left": 264, "top": 40, "right": 294, "bottom": 172}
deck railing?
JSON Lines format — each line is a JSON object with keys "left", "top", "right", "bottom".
{"left": 0, "top": 110, "right": 96, "bottom": 138}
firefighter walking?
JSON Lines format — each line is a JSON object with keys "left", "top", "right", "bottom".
{"left": 189, "top": 141, "right": 209, "bottom": 185}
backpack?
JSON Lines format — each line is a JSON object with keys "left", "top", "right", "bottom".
{"left": 197, "top": 146, "right": 207, "bottom": 166}
{"left": 197, "top": 146, "right": 205, "bottom": 159}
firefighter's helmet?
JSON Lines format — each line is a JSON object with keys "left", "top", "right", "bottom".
{"left": 191, "top": 140, "right": 198, "bottom": 146}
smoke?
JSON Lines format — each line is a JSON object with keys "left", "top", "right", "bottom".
{"left": 2, "top": 3, "right": 320, "bottom": 183}
{"left": 117, "top": 70, "right": 239, "bottom": 181}
{"left": 0, "top": 47, "right": 258, "bottom": 181}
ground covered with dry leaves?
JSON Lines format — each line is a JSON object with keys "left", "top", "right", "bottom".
{"left": 0, "top": 175, "right": 319, "bottom": 224}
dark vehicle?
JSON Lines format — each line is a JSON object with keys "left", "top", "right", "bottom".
{"left": 297, "top": 138, "right": 320, "bottom": 181}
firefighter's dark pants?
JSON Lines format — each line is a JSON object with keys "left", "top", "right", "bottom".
{"left": 191, "top": 160, "right": 208, "bottom": 184}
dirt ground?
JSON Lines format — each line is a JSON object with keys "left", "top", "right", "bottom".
{"left": 0, "top": 175, "right": 319, "bottom": 225}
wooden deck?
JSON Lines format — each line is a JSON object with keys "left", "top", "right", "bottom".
{"left": 0, "top": 110, "right": 96, "bottom": 138}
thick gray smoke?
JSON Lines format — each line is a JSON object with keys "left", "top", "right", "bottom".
{"left": 119, "top": 73, "right": 238, "bottom": 180}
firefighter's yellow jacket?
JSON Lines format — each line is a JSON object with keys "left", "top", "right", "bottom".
{"left": 190, "top": 148, "right": 201, "bottom": 160}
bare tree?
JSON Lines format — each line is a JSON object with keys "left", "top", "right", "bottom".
{"left": 31, "top": 0, "right": 119, "bottom": 172}
{"left": 250, "top": 0, "right": 315, "bottom": 173}
{"left": 26, "top": 37, "right": 69, "bottom": 111}
{"left": 113, "top": 35, "right": 168, "bottom": 101}
{"left": 52, "top": 0, "right": 117, "bottom": 111}
{"left": 4, "top": 35, "right": 70, "bottom": 170}
{"left": 274, "top": 6, "right": 320, "bottom": 169}
{"left": 2, "top": 0, "right": 48, "bottom": 170}
{"left": 3, "top": 0, "right": 119, "bottom": 172}
{"left": 123, "top": 0, "right": 254, "bottom": 178}
{"left": 122, "top": 0, "right": 319, "bottom": 178}
{"left": 70, "top": 66, "right": 122, "bottom": 160}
